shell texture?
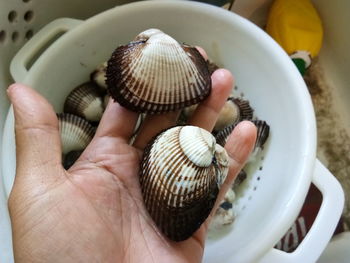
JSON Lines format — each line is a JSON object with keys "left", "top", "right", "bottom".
{"left": 228, "top": 97, "right": 254, "bottom": 122}
{"left": 106, "top": 29, "right": 211, "bottom": 114}
{"left": 140, "top": 126, "right": 228, "bottom": 241}
{"left": 64, "top": 82, "right": 104, "bottom": 122}
{"left": 58, "top": 113, "right": 95, "bottom": 154}
{"left": 253, "top": 120, "right": 270, "bottom": 149}
{"left": 215, "top": 120, "right": 270, "bottom": 150}
{"left": 180, "top": 97, "right": 253, "bottom": 131}
{"left": 90, "top": 62, "right": 108, "bottom": 90}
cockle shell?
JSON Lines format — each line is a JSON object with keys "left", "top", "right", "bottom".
{"left": 182, "top": 97, "right": 254, "bottom": 131}
{"left": 58, "top": 113, "right": 95, "bottom": 154}
{"left": 140, "top": 126, "right": 229, "bottom": 241}
{"left": 106, "top": 28, "right": 211, "bottom": 114}
{"left": 208, "top": 187, "right": 236, "bottom": 233}
{"left": 63, "top": 150, "right": 83, "bottom": 170}
{"left": 64, "top": 82, "right": 105, "bottom": 122}
{"left": 90, "top": 62, "right": 108, "bottom": 90}
{"left": 215, "top": 120, "right": 270, "bottom": 150}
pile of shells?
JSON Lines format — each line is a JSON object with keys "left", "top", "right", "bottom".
{"left": 57, "top": 66, "right": 108, "bottom": 169}
{"left": 58, "top": 28, "right": 270, "bottom": 241}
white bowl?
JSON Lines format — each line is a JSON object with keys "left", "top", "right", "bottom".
{"left": 2, "top": 1, "right": 343, "bottom": 262}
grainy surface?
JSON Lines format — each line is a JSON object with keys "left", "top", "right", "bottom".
{"left": 304, "top": 59, "right": 350, "bottom": 230}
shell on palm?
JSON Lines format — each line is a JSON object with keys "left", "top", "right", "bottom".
{"left": 106, "top": 29, "right": 211, "bottom": 114}
{"left": 139, "top": 125, "right": 228, "bottom": 241}
{"left": 58, "top": 113, "right": 95, "bottom": 154}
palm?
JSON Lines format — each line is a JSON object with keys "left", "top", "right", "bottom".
{"left": 8, "top": 69, "right": 256, "bottom": 263}
{"left": 67, "top": 137, "right": 205, "bottom": 262}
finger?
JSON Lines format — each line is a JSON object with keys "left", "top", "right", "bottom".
{"left": 7, "top": 84, "right": 62, "bottom": 177}
{"left": 195, "top": 121, "right": 256, "bottom": 239}
{"left": 94, "top": 98, "right": 138, "bottom": 142}
{"left": 216, "top": 121, "right": 257, "bottom": 208}
{"left": 188, "top": 69, "right": 233, "bottom": 131}
{"left": 132, "top": 111, "right": 179, "bottom": 150}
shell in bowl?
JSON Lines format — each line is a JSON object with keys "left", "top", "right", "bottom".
{"left": 140, "top": 125, "right": 228, "bottom": 241}
{"left": 64, "top": 82, "right": 105, "bottom": 122}
{"left": 106, "top": 28, "right": 211, "bottom": 114}
{"left": 58, "top": 113, "right": 95, "bottom": 154}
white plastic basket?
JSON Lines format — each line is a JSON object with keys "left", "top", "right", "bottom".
{"left": 2, "top": 2, "right": 343, "bottom": 262}
{"left": 0, "top": 1, "right": 345, "bottom": 262}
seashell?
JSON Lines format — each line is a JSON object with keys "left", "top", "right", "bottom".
{"left": 214, "top": 97, "right": 253, "bottom": 131}
{"left": 253, "top": 120, "right": 270, "bottom": 149}
{"left": 129, "top": 113, "right": 146, "bottom": 144}
{"left": 63, "top": 150, "right": 83, "bottom": 170}
{"left": 58, "top": 113, "right": 95, "bottom": 154}
{"left": 180, "top": 97, "right": 253, "bottom": 131}
{"left": 215, "top": 119, "right": 270, "bottom": 151}
{"left": 234, "top": 169, "right": 247, "bottom": 187}
{"left": 90, "top": 62, "right": 108, "bottom": 90}
{"left": 139, "top": 125, "right": 229, "bottom": 241}
{"left": 64, "top": 82, "right": 105, "bottom": 122}
{"left": 179, "top": 104, "right": 197, "bottom": 124}
{"left": 106, "top": 28, "right": 211, "bottom": 114}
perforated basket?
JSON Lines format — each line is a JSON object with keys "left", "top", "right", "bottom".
{"left": 0, "top": 1, "right": 344, "bottom": 263}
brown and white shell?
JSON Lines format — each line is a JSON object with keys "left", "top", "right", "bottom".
{"left": 215, "top": 120, "right": 270, "bottom": 150}
{"left": 140, "top": 126, "right": 228, "bottom": 241}
{"left": 106, "top": 29, "right": 211, "bottom": 114}
{"left": 181, "top": 97, "right": 254, "bottom": 131}
{"left": 63, "top": 150, "right": 83, "bottom": 170}
{"left": 64, "top": 82, "right": 105, "bottom": 122}
{"left": 90, "top": 62, "right": 108, "bottom": 90}
{"left": 58, "top": 113, "right": 95, "bottom": 154}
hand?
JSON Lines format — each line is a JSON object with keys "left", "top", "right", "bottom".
{"left": 7, "top": 69, "right": 256, "bottom": 263}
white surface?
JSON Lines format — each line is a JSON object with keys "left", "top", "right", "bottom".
{"left": 259, "top": 160, "right": 344, "bottom": 263}
{"left": 2, "top": 2, "right": 321, "bottom": 262}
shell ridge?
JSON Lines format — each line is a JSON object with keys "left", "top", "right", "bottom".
{"left": 139, "top": 126, "right": 226, "bottom": 241}
{"left": 143, "top": 129, "right": 181, "bottom": 214}
{"left": 106, "top": 29, "right": 211, "bottom": 114}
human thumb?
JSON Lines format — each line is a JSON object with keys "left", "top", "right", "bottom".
{"left": 7, "top": 84, "right": 63, "bottom": 186}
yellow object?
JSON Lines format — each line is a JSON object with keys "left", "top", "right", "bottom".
{"left": 266, "top": 0, "right": 323, "bottom": 58}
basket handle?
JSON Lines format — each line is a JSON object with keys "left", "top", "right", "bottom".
{"left": 10, "top": 18, "right": 82, "bottom": 82}
{"left": 259, "top": 159, "right": 344, "bottom": 263}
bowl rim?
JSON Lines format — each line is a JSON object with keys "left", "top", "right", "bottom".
{"left": 3, "top": 1, "right": 317, "bottom": 262}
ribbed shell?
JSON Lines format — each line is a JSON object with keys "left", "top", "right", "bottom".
{"left": 180, "top": 97, "right": 254, "bottom": 131}
{"left": 64, "top": 82, "right": 104, "bottom": 122}
{"left": 90, "top": 62, "right": 107, "bottom": 90}
{"left": 215, "top": 120, "right": 270, "bottom": 150}
{"left": 253, "top": 120, "right": 270, "bottom": 149}
{"left": 230, "top": 97, "right": 254, "bottom": 121}
{"left": 106, "top": 29, "right": 211, "bottom": 114}
{"left": 140, "top": 126, "right": 228, "bottom": 241}
{"left": 58, "top": 113, "right": 95, "bottom": 154}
